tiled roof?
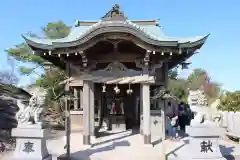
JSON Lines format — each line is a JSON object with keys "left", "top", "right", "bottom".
{"left": 22, "top": 20, "right": 209, "bottom": 49}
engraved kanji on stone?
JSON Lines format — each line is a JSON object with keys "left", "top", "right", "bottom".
{"left": 153, "top": 120, "right": 158, "bottom": 125}
{"left": 200, "top": 140, "right": 213, "bottom": 153}
{"left": 22, "top": 141, "right": 35, "bottom": 153}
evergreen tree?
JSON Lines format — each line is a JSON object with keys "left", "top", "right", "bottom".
{"left": 6, "top": 21, "right": 70, "bottom": 107}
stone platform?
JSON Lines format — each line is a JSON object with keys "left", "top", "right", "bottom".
{"left": 1, "top": 129, "right": 239, "bottom": 160}
{"left": 11, "top": 125, "right": 52, "bottom": 160}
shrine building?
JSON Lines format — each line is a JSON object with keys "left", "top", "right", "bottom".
{"left": 23, "top": 4, "right": 209, "bottom": 145}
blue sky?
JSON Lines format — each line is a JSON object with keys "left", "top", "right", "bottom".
{"left": 0, "top": 0, "right": 239, "bottom": 91}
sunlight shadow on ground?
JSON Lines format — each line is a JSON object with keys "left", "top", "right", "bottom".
{"left": 58, "top": 140, "right": 130, "bottom": 160}
{"left": 95, "top": 130, "right": 128, "bottom": 138}
{"left": 219, "top": 145, "right": 235, "bottom": 160}
{"left": 166, "top": 141, "right": 186, "bottom": 158}
{"left": 92, "top": 129, "right": 138, "bottom": 147}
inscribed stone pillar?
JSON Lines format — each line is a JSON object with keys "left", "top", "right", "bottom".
{"left": 83, "top": 81, "right": 91, "bottom": 145}
{"left": 74, "top": 87, "right": 78, "bottom": 110}
{"left": 142, "top": 84, "right": 151, "bottom": 144}
{"left": 89, "top": 82, "right": 95, "bottom": 136}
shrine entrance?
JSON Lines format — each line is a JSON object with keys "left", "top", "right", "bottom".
{"left": 94, "top": 83, "right": 141, "bottom": 136}
{"left": 23, "top": 4, "right": 209, "bottom": 147}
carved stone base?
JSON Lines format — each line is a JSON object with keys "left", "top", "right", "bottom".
{"left": 186, "top": 126, "right": 226, "bottom": 160}
{"left": 143, "top": 134, "right": 151, "bottom": 144}
{"left": 11, "top": 126, "right": 52, "bottom": 160}
{"left": 83, "top": 135, "right": 90, "bottom": 145}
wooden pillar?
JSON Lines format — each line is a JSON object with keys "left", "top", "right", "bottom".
{"left": 74, "top": 87, "right": 78, "bottom": 110}
{"left": 163, "top": 62, "right": 168, "bottom": 140}
{"left": 142, "top": 83, "right": 151, "bottom": 144}
{"left": 83, "top": 81, "right": 91, "bottom": 145}
{"left": 135, "top": 97, "right": 139, "bottom": 122}
{"left": 160, "top": 62, "right": 168, "bottom": 160}
{"left": 140, "top": 84, "right": 143, "bottom": 135}
{"left": 89, "top": 82, "right": 95, "bottom": 136}
{"left": 64, "top": 64, "right": 71, "bottom": 159}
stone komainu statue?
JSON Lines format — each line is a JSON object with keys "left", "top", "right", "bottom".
{"left": 16, "top": 92, "right": 46, "bottom": 125}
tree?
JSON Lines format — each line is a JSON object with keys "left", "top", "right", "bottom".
{"left": 0, "top": 70, "right": 18, "bottom": 85}
{"left": 5, "top": 21, "right": 71, "bottom": 129}
{"left": 6, "top": 21, "right": 70, "bottom": 106}
{"left": 167, "top": 68, "right": 222, "bottom": 104}
{"left": 167, "top": 67, "right": 189, "bottom": 102}
{"left": 218, "top": 91, "right": 240, "bottom": 112}
{"left": 187, "top": 68, "right": 208, "bottom": 90}
{"left": 168, "top": 78, "right": 188, "bottom": 102}
{"left": 0, "top": 55, "right": 19, "bottom": 85}
{"left": 187, "top": 68, "right": 221, "bottom": 104}
{"left": 168, "top": 68, "right": 178, "bottom": 80}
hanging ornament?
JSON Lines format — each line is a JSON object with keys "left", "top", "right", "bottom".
{"left": 102, "top": 84, "right": 106, "bottom": 93}
{"left": 114, "top": 85, "right": 120, "bottom": 94}
{"left": 126, "top": 84, "right": 133, "bottom": 95}
{"left": 178, "top": 48, "right": 182, "bottom": 54}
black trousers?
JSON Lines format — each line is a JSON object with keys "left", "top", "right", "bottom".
{"left": 178, "top": 116, "right": 186, "bottom": 132}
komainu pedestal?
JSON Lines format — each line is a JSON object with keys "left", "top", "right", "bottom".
{"left": 11, "top": 125, "right": 52, "bottom": 160}
{"left": 186, "top": 126, "right": 226, "bottom": 160}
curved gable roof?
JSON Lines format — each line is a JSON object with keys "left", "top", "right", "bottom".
{"left": 23, "top": 20, "right": 209, "bottom": 50}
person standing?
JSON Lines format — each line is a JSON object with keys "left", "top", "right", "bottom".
{"left": 178, "top": 102, "right": 188, "bottom": 137}
{"left": 184, "top": 103, "right": 193, "bottom": 126}
{"left": 166, "top": 101, "right": 178, "bottom": 140}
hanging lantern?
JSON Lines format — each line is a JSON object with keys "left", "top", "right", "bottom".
{"left": 102, "top": 84, "right": 106, "bottom": 93}
{"left": 114, "top": 85, "right": 120, "bottom": 94}
{"left": 126, "top": 84, "right": 133, "bottom": 95}
{"left": 179, "top": 48, "right": 182, "bottom": 54}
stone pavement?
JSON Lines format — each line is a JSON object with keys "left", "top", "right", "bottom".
{"left": 1, "top": 130, "right": 240, "bottom": 160}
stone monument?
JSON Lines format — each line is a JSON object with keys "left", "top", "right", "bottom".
{"left": 186, "top": 125, "right": 225, "bottom": 160}
{"left": 11, "top": 89, "right": 52, "bottom": 160}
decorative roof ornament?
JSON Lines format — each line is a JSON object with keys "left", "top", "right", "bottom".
{"left": 74, "top": 20, "right": 80, "bottom": 27}
{"left": 102, "top": 4, "right": 127, "bottom": 21}
{"left": 155, "top": 18, "right": 161, "bottom": 27}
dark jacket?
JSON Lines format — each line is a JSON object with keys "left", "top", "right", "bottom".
{"left": 166, "top": 104, "right": 178, "bottom": 118}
